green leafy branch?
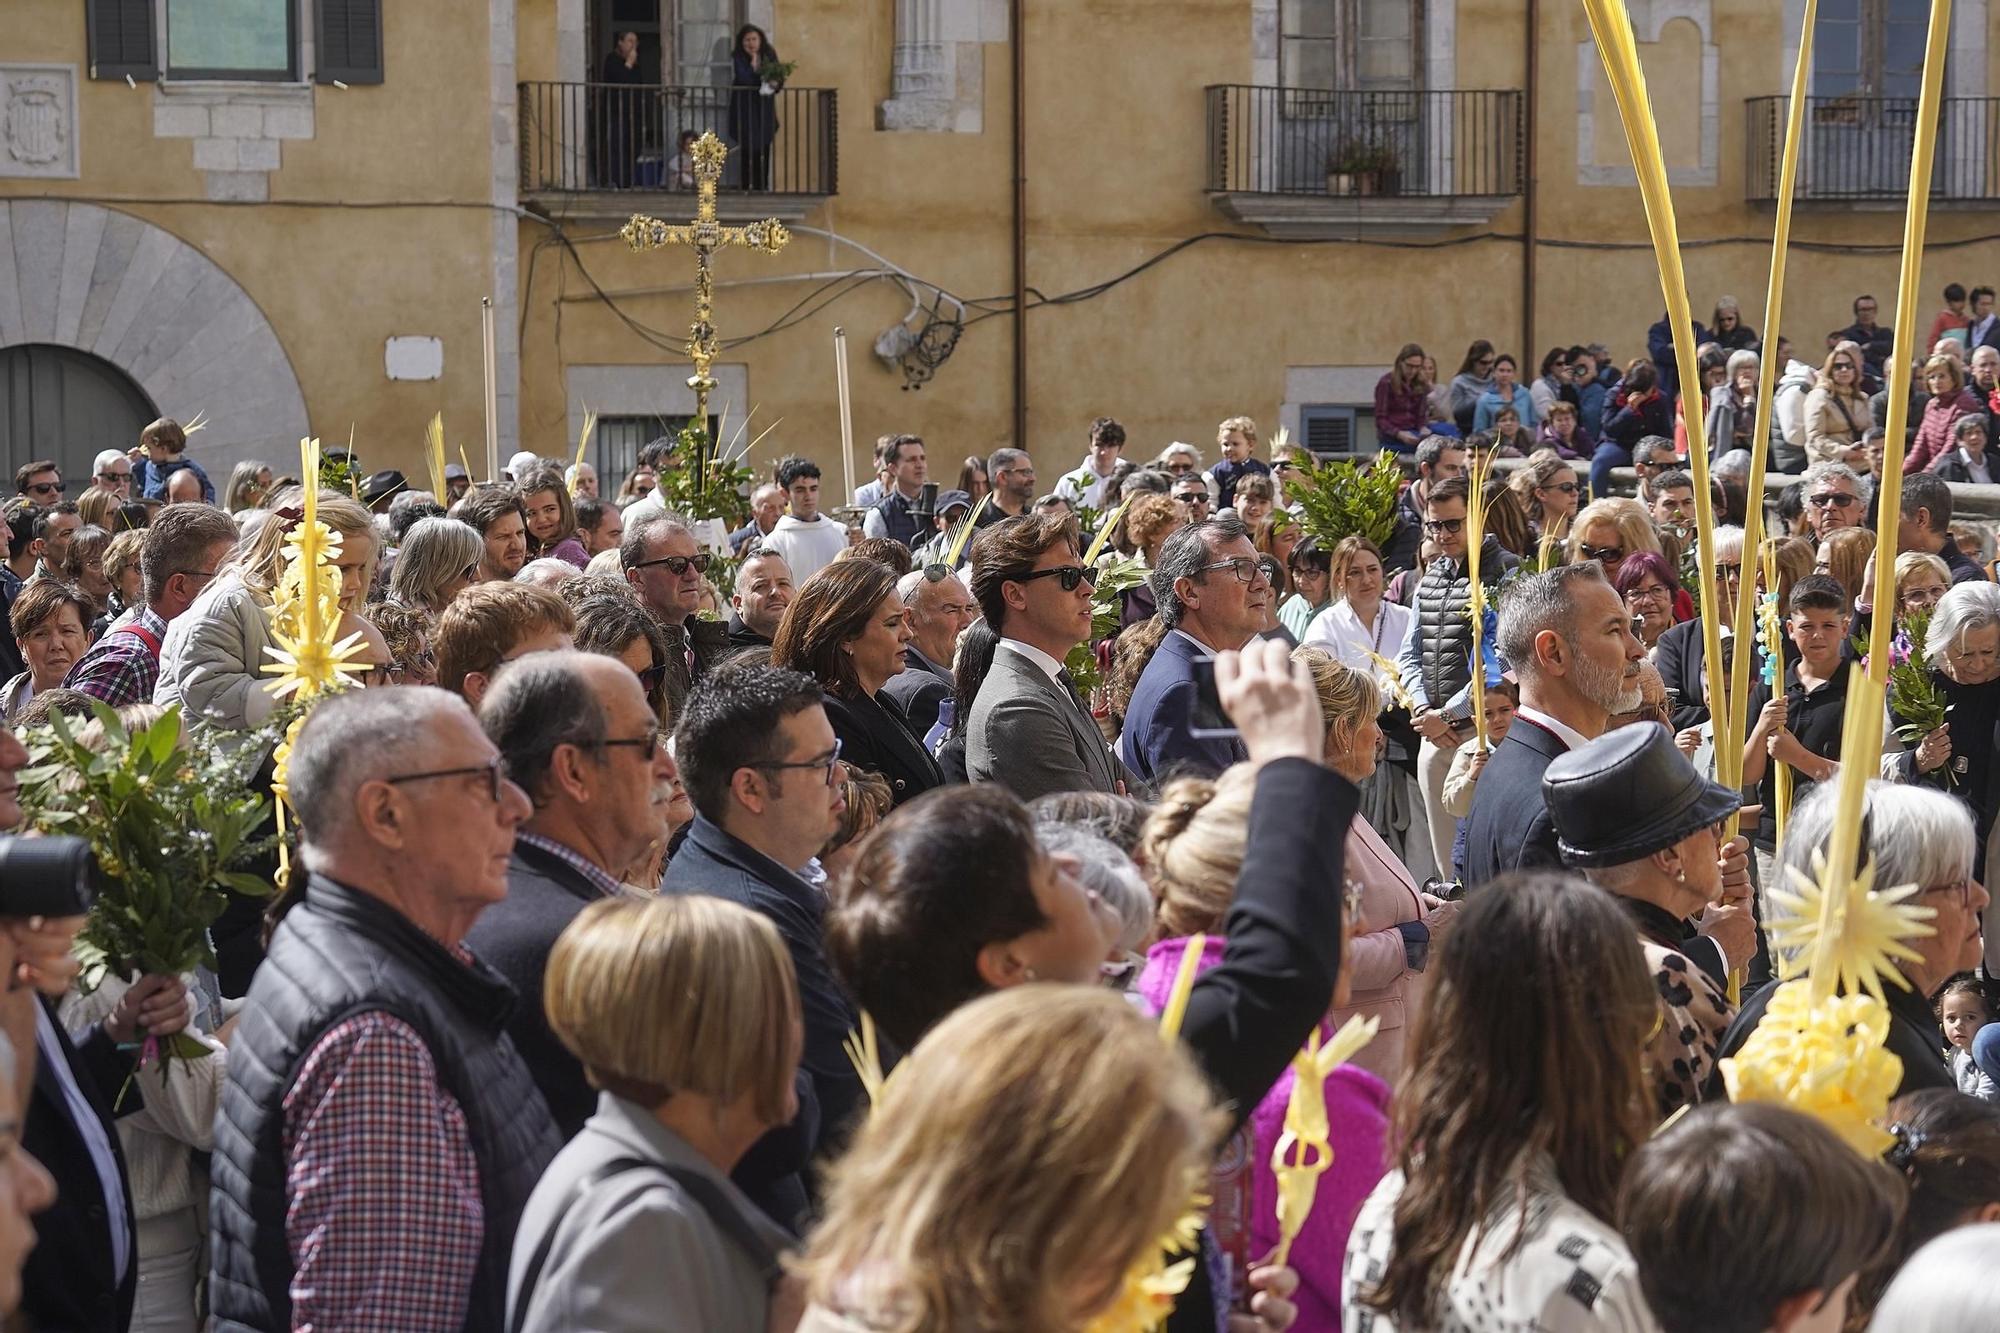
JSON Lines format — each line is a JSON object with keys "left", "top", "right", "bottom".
{"left": 1286, "top": 450, "right": 1403, "bottom": 552}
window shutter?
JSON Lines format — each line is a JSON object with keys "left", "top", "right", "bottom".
{"left": 1301, "top": 406, "right": 1358, "bottom": 457}
{"left": 315, "top": 0, "right": 384, "bottom": 85}
{"left": 85, "top": 0, "right": 157, "bottom": 81}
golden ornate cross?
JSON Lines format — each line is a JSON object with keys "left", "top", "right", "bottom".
{"left": 620, "top": 131, "right": 790, "bottom": 433}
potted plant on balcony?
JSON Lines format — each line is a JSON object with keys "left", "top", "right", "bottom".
{"left": 1326, "top": 139, "right": 1401, "bottom": 196}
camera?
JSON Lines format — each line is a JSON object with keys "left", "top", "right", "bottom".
{"left": 911, "top": 481, "right": 939, "bottom": 522}
{"left": 0, "top": 836, "right": 101, "bottom": 918}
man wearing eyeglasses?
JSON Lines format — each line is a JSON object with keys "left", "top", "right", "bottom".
{"left": 977, "top": 448, "right": 1039, "bottom": 527}
{"left": 622, "top": 515, "right": 730, "bottom": 721}
{"left": 664, "top": 665, "right": 855, "bottom": 1227}
{"left": 1800, "top": 460, "right": 1867, "bottom": 541}
{"left": 466, "top": 653, "right": 676, "bottom": 1139}
{"left": 883, "top": 565, "right": 978, "bottom": 737}
{"left": 1119, "top": 518, "right": 1267, "bottom": 784}
{"left": 64, "top": 505, "right": 236, "bottom": 708}
{"left": 967, "top": 512, "right": 1130, "bottom": 799}
{"left": 12, "top": 462, "right": 61, "bottom": 506}
{"left": 1171, "top": 475, "right": 1212, "bottom": 522}
{"left": 210, "top": 686, "right": 559, "bottom": 1333}
{"left": 90, "top": 450, "right": 132, "bottom": 499}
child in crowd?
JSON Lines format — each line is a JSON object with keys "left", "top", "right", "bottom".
{"left": 1618, "top": 1101, "right": 1903, "bottom": 1333}
{"left": 1939, "top": 975, "right": 1999, "bottom": 1100}
{"left": 1742, "top": 574, "right": 1852, "bottom": 851}
{"left": 1442, "top": 676, "right": 1517, "bottom": 882}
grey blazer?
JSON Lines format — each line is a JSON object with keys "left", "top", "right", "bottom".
{"left": 967, "top": 644, "right": 1127, "bottom": 799}
{"left": 506, "top": 1092, "right": 792, "bottom": 1333}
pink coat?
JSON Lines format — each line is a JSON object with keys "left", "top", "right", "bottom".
{"left": 1138, "top": 935, "right": 1392, "bottom": 1333}
{"left": 1910, "top": 387, "right": 1983, "bottom": 474}
{"left": 1332, "top": 815, "right": 1426, "bottom": 1086}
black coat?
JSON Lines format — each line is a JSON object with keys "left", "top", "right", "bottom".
{"left": 728, "top": 53, "right": 779, "bottom": 149}
{"left": 1713, "top": 969, "right": 1952, "bottom": 1100}
{"left": 663, "top": 816, "right": 855, "bottom": 1226}
{"left": 23, "top": 1001, "right": 137, "bottom": 1333}
{"left": 463, "top": 838, "right": 619, "bottom": 1140}
{"left": 821, "top": 687, "right": 945, "bottom": 806}
{"left": 1462, "top": 714, "right": 1570, "bottom": 887}
{"left": 879, "top": 648, "right": 953, "bottom": 740}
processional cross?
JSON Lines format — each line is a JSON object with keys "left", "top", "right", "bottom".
{"left": 620, "top": 131, "right": 791, "bottom": 434}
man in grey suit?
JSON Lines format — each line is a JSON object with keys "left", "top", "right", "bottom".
{"left": 882, "top": 566, "right": 978, "bottom": 737}
{"left": 966, "top": 512, "right": 1130, "bottom": 799}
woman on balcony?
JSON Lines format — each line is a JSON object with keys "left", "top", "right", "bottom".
{"left": 597, "top": 30, "right": 645, "bottom": 189}
{"left": 729, "top": 25, "right": 783, "bottom": 191}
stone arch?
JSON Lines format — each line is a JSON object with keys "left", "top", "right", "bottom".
{"left": 1575, "top": 0, "right": 1720, "bottom": 187}
{"left": 0, "top": 200, "right": 308, "bottom": 470}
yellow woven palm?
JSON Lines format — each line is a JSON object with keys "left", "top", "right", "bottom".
{"left": 1766, "top": 852, "right": 1935, "bottom": 998}
{"left": 1720, "top": 981, "right": 1904, "bottom": 1157}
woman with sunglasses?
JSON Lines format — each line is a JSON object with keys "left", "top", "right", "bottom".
{"left": 1509, "top": 450, "right": 1579, "bottom": 543}
{"left": 773, "top": 559, "right": 943, "bottom": 807}
{"left": 1804, "top": 341, "right": 1875, "bottom": 466}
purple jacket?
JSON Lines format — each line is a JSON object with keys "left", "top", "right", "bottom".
{"left": 1138, "top": 935, "right": 1391, "bottom": 1333}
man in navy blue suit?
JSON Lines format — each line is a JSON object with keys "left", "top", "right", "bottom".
{"left": 1119, "top": 517, "right": 1265, "bottom": 784}
{"left": 1462, "top": 562, "right": 1646, "bottom": 887}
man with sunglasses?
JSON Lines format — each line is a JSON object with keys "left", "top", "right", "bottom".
{"left": 466, "top": 654, "right": 675, "bottom": 1138}
{"left": 210, "top": 686, "right": 559, "bottom": 1333}
{"left": 1799, "top": 460, "right": 1867, "bottom": 541}
{"left": 1119, "top": 519, "right": 1267, "bottom": 784}
{"left": 11, "top": 462, "right": 60, "bottom": 506}
{"left": 89, "top": 450, "right": 131, "bottom": 500}
{"left": 967, "top": 511, "right": 1130, "bottom": 799}
{"left": 664, "top": 666, "right": 855, "bottom": 1227}
{"left": 621, "top": 516, "right": 730, "bottom": 721}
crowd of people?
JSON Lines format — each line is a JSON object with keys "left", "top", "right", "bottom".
{"left": 3, "top": 356, "right": 2000, "bottom": 1333}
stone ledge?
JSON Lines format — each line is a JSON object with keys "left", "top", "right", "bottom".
{"left": 1209, "top": 190, "right": 1517, "bottom": 239}
{"left": 521, "top": 191, "right": 827, "bottom": 226}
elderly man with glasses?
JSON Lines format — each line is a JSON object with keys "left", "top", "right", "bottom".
{"left": 209, "top": 686, "right": 559, "bottom": 1333}
{"left": 663, "top": 665, "right": 856, "bottom": 1229}
{"left": 1800, "top": 460, "right": 1868, "bottom": 541}
{"left": 464, "top": 653, "right": 676, "bottom": 1139}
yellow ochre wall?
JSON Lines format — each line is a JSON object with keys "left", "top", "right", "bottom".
{"left": 8, "top": 0, "right": 2000, "bottom": 483}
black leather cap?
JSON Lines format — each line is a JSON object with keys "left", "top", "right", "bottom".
{"left": 1542, "top": 722, "right": 1741, "bottom": 868}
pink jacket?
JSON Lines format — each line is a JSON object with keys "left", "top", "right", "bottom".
{"left": 1138, "top": 935, "right": 1392, "bottom": 1333}
{"left": 1333, "top": 814, "right": 1426, "bottom": 1085}
{"left": 1910, "top": 387, "right": 1983, "bottom": 474}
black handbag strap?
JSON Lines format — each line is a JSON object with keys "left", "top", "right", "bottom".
{"left": 510, "top": 1154, "right": 783, "bottom": 1333}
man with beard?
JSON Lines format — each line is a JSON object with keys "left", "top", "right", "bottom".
{"left": 1463, "top": 563, "right": 1646, "bottom": 885}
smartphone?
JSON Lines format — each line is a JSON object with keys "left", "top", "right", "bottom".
{"left": 1190, "top": 655, "right": 1240, "bottom": 740}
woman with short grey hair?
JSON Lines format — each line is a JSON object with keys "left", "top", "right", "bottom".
{"left": 1032, "top": 823, "right": 1151, "bottom": 983}
{"left": 1888, "top": 579, "right": 2000, "bottom": 899}
{"left": 387, "top": 516, "right": 485, "bottom": 616}
{"left": 1869, "top": 1224, "right": 2000, "bottom": 1332}
{"left": 1717, "top": 780, "right": 1988, "bottom": 1097}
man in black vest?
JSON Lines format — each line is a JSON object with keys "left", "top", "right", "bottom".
{"left": 466, "top": 653, "right": 672, "bottom": 1137}
{"left": 861, "top": 434, "right": 929, "bottom": 548}
{"left": 1463, "top": 563, "right": 1646, "bottom": 887}
{"left": 209, "top": 686, "right": 561, "bottom": 1333}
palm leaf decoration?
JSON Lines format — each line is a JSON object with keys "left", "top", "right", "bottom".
{"left": 1286, "top": 449, "right": 1403, "bottom": 551}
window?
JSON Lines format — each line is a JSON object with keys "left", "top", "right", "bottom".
{"left": 1299, "top": 405, "right": 1366, "bottom": 456}
{"left": 1813, "top": 0, "right": 1930, "bottom": 99}
{"left": 595, "top": 413, "right": 718, "bottom": 480}
{"left": 673, "top": 0, "right": 742, "bottom": 88}
{"left": 317, "top": 0, "right": 385, "bottom": 85}
{"left": 86, "top": 0, "right": 158, "bottom": 81}
{"left": 166, "top": 0, "right": 298, "bottom": 81}
{"left": 1280, "top": 0, "right": 1420, "bottom": 92}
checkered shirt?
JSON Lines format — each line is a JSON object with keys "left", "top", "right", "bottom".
{"left": 64, "top": 606, "right": 168, "bottom": 708}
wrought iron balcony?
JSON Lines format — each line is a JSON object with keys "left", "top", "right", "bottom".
{"left": 1204, "top": 85, "right": 1523, "bottom": 237}
{"left": 1745, "top": 96, "right": 2000, "bottom": 204}
{"left": 517, "top": 81, "right": 837, "bottom": 223}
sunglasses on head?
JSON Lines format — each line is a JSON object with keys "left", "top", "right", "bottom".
{"left": 1014, "top": 564, "right": 1097, "bottom": 592}
{"left": 632, "top": 552, "right": 713, "bottom": 576}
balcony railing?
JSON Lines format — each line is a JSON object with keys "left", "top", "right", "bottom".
{"left": 518, "top": 81, "right": 837, "bottom": 199}
{"left": 1205, "top": 85, "right": 1524, "bottom": 199}
{"left": 1746, "top": 96, "right": 2000, "bottom": 202}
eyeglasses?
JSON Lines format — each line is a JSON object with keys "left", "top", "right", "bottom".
{"left": 1199, "top": 556, "right": 1266, "bottom": 585}
{"left": 177, "top": 566, "right": 222, "bottom": 586}
{"left": 630, "top": 552, "right": 713, "bottom": 576}
{"left": 1422, "top": 517, "right": 1465, "bottom": 535}
{"left": 1580, "top": 543, "right": 1624, "bottom": 564}
{"left": 920, "top": 563, "right": 954, "bottom": 583}
{"left": 1922, "top": 879, "right": 1975, "bottom": 910}
{"left": 1013, "top": 564, "right": 1097, "bottom": 592}
{"left": 1716, "top": 562, "right": 1743, "bottom": 580}
{"left": 1628, "top": 583, "right": 1673, "bottom": 601}
{"left": 1808, "top": 491, "right": 1859, "bottom": 510}
{"left": 1176, "top": 491, "right": 1210, "bottom": 505}
{"left": 1272, "top": 461, "right": 1299, "bottom": 475}
{"left": 595, "top": 733, "right": 660, "bottom": 761}
{"left": 1832, "top": 362, "right": 1856, "bottom": 372}
{"left": 1165, "top": 461, "right": 1195, "bottom": 475}
{"left": 25, "top": 482, "right": 62, "bottom": 498}
{"left": 1544, "top": 481, "right": 1580, "bottom": 495}
{"left": 750, "top": 737, "right": 843, "bottom": 786}
{"left": 384, "top": 756, "right": 505, "bottom": 804}
{"left": 95, "top": 470, "right": 130, "bottom": 483}
{"left": 638, "top": 662, "right": 667, "bottom": 692}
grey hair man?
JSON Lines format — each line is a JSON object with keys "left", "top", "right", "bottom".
{"left": 1119, "top": 518, "right": 1267, "bottom": 783}
{"left": 883, "top": 565, "right": 978, "bottom": 735}
{"left": 982, "top": 447, "right": 1037, "bottom": 523}
{"left": 209, "top": 686, "right": 557, "bottom": 1332}
{"left": 465, "top": 652, "right": 673, "bottom": 1136}
{"left": 1801, "top": 460, "right": 1868, "bottom": 539}
{"left": 1463, "top": 562, "right": 1646, "bottom": 884}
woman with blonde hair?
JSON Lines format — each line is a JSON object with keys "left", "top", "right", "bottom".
{"left": 791, "top": 986, "right": 1226, "bottom": 1333}
{"left": 1804, "top": 341, "right": 1874, "bottom": 466}
{"left": 1910, "top": 351, "right": 1987, "bottom": 473}
{"left": 223, "top": 459, "right": 273, "bottom": 514}
{"left": 1136, "top": 760, "right": 1383, "bottom": 1330}
{"left": 1895, "top": 549, "right": 1952, "bottom": 622}
{"left": 75, "top": 484, "right": 120, "bottom": 532}
{"left": 1816, "top": 525, "right": 1876, "bottom": 607}
{"left": 1509, "top": 448, "right": 1579, "bottom": 541}
{"left": 1565, "top": 496, "right": 1663, "bottom": 572}
{"left": 507, "top": 895, "right": 802, "bottom": 1333}
{"left": 99, "top": 527, "right": 145, "bottom": 631}
{"left": 387, "top": 516, "right": 484, "bottom": 617}
{"left": 157, "top": 488, "right": 377, "bottom": 731}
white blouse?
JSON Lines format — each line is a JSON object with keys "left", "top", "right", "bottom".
{"left": 1303, "top": 600, "right": 1414, "bottom": 693}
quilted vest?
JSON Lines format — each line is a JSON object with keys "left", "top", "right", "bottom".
{"left": 871, "top": 491, "right": 925, "bottom": 548}
{"left": 1411, "top": 543, "right": 1485, "bottom": 712}
{"left": 209, "top": 876, "right": 561, "bottom": 1332}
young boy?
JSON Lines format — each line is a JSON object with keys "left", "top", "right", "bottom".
{"left": 1742, "top": 573, "right": 1851, "bottom": 850}
{"left": 1619, "top": 1102, "right": 1902, "bottom": 1333}
{"left": 131, "top": 417, "right": 215, "bottom": 505}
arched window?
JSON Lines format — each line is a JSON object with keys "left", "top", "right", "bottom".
{"left": 0, "top": 345, "right": 158, "bottom": 483}
{"left": 1280, "top": 0, "right": 1421, "bottom": 92}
